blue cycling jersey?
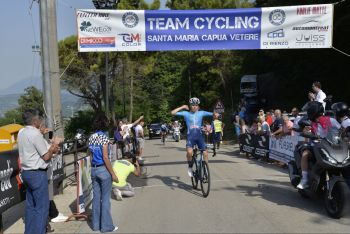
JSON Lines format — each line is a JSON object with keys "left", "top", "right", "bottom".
{"left": 176, "top": 110, "right": 213, "bottom": 134}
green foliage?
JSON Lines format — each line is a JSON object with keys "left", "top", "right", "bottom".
{"left": 18, "top": 86, "right": 44, "bottom": 113}
{"left": 0, "top": 86, "right": 44, "bottom": 126}
{"left": 64, "top": 109, "right": 95, "bottom": 139}
{"left": 0, "top": 109, "right": 22, "bottom": 126}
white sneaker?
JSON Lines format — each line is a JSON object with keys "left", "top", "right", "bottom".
{"left": 297, "top": 179, "right": 309, "bottom": 190}
{"left": 112, "top": 226, "right": 119, "bottom": 232}
{"left": 114, "top": 189, "right": 123, "bottom": 201}
{"left": 187, "top": 167, "right": 193, "bottom": 177}
{"left": 50, "top": 213, "right": 68, "bottom": 223}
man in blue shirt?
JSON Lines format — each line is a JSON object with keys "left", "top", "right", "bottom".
{"left": 171, "top": 97, "right": 217, "bottom": 177}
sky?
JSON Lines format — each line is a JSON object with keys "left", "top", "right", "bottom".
{"left": 0, "top": 0, "right": 167, "bottom": 91}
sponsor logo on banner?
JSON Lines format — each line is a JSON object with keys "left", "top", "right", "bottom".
{"left": 269, "top": 9, "right": 286, "bottom": 26}
{"left": 77, "top": 12, "right": 110, "bottom": 19}
{"left": 118, "top": 33, "right": 142, "bottom": 47}
{"left": 297, "top": 5, "right": 327, "bottom": 15}
{"left": 122, "top": 12, "right": 139, "bottom": 28}
{"left": 292, "top": 25, "right": 329, "bottom": 32}
{"left": 80, "top": 21, "right": 112, "bottom": 34}
{"left": 267, "top": 29, "right": 284, "bottom": 38}
{"left": 295, "top": 34, "right": 325, "bottom": 46}
{"left": 80, "top": 37, "right": 115, "bottom": 48}
{"left": 0, "top": 160, "right": 13, "bottom": 192}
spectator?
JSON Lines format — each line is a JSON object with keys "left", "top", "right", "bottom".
{"left": 258, "top": 109, "right": 265, "bottom": 117}
{"left": 18, "top": 109, "right": 62, "bottom": 234}
{"left": 135, "top": 119, "right": 145, "bottom": 160}
{"left": 291, "top": 107, "right": 302, "bottom": 135}
{"left": 282, "top": 115, "right": 293, "bottom": 136}
{"left": 88, "top": 113, "right": 118, "bottom": 232}
{"left": 312, "top": 81, "right": 327, "bottom": 110}
{"left": 257, "top": 115, "right": 270, "bottom": 135}
{"left": 239, "top": 119, "right": 248, "bottom": 134}
{"left": 271, "top": 109, "right": 283, "bottom": 137}
{"left": 266, "top": 111, "right": 273, "bottom": 126}
{"left": 38, "top": 123, "right": 68, "bottom": 226}
{"left": 120, "top": 115, "right": 144, "bottom": 152}
{"left": 234, "top": 115, "right": 241, "bottom": 139}
{"left": 212, "top": 114, "right": 224, "bottom": 156}
{"left": 114, "top": 120, "right": 124, "bottom": 158}
{"left": 112, "top": 158, "right": 141, "bottom": 201}
{"left": 203, "top": 121, "right": 212, "bottom": 144}
{"left": 239, "top": 106, "right": 246, "bottom": 120}
{"left": 249, "top": 118, "right": 258, "bottom": 134}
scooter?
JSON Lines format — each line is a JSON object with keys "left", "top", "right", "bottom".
{"left": 173, "top": 126, "right": 181, "bottom": 142}
{"left": 288, "top": 120, "right": 350, "bottom": 218}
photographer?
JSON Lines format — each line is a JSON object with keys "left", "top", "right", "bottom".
{"left": 112, "top": 157, "right": 141, "bottom": 201}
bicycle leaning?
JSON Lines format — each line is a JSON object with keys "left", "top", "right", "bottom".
{"left": 191, "top": 146, "right": 211, "bottom": 197}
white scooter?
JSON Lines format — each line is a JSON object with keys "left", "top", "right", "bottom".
{"left": 173, "top": 126, "right": 181, "bottom": 142}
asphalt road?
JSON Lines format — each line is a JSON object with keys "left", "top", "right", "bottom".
{"left": 77, "top": 138, "right": 350, "bottom": 233}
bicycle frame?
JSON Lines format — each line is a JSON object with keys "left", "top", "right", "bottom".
{"left": 192, "top": 147, "right": 204, "bottom": 181}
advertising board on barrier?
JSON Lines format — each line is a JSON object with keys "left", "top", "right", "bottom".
{"left": 269, "top": 135, "right": 303, "bottom": 163}
{"left": 77, "top": 156, "right": 93, "bottom": 214}
{"left": 77, "top": 4, "right": 333, "bottom": 52}
{"left": 239, "top": 133, "right": 269, "bottom": 158}
{"left": 0, "top": 150, "right": 25, "bottom": 214}
{"left": 51, "top": 153, "right": 64, "bottom": 194}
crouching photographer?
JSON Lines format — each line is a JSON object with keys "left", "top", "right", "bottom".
{"left": 112, "top": 156, "right": 141, "bottom": 201}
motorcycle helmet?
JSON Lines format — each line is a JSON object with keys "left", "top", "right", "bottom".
{"left": 189, "top": 97, "right": 200, "bottom": 105}
{"left": 331, "top": 102, "right": 349, "bottom": 118}
{"left": 303, "top": 101, "right": 324, "bottom": 121}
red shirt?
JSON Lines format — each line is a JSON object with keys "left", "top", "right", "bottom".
{"left": 266, "top": 115, "right": 273, "bottom": 126}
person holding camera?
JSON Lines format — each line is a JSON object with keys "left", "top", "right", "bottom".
{"left": 112, "top": 157, "right": 141, "bottom": 201}
{"left": 18, "top": 109, "right": 62, "bottom": 234}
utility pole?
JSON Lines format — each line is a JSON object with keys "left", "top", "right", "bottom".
{"left": 47, "top": 0, "right": 64, "bottom": 138}
{"left": 39, "top": 0, "right": 54, "bottom": 131}
{"left": 40, "top": 0, "right": 64, "bottom": 197}
{"left": 39, "top": 0, "right": 63, "bottom": 137}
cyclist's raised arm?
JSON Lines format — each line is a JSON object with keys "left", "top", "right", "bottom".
{"left": 171, "top": 105, "right": 189, "bottom": 115}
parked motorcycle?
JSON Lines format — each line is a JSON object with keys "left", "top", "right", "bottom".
{"left": 288, "top": 120, "right": 350, "bottom": 218}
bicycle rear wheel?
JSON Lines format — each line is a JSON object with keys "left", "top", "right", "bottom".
{"left": 191, "top": 158, "right": 198, "bottom": 189}
{"left": 200, "top": 161, "right": 210, "bottom": 197}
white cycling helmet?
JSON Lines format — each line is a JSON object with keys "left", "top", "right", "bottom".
{"left": 189, "top": 97, "right": 200, "bottom": 105}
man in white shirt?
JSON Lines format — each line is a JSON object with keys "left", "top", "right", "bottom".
{"left": 135, "top": 119, "right": 145, "bottom": 160}
{"left": 311, "top": 81, "right": 327, "bottom": 110}
{"left": 120, "top": 115, "right": 144, "bottom": 153}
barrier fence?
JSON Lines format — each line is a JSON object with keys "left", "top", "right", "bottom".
{"left": 239, "top": 133, "right": 303, "bottom": 163}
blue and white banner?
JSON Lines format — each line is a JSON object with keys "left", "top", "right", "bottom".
{"left": 76, "top": 4, "right": 333, "bottom": 52}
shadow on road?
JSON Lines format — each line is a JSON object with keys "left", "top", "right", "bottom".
{"left": 145, "top": 160, "right": 237, "bottom": 167}
{"left": 147, "top": 175, "right": 202, "bottom": 197}
{"left": 222, "top": 178, "right": 330, "bottom": 219}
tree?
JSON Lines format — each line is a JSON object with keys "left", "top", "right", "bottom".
{"left": 0, "top": 86, "right": 44, "bottom": 126}
{"left": 18, "top": 86, "right": 44, "bottom": 113}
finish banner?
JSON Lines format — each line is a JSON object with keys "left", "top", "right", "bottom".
{"left": 76, "top": 4, "right": 333, "bottom": 52}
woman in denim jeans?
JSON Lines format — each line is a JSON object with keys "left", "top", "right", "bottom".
{"left": 89, "top": 114, "right": 119, "bottom": 232}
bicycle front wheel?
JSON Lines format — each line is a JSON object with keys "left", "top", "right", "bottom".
{"left": 191, "top": 158, "right": 198, "bottom": 189}
{"left": 200, "top": 161, "right": 210, "bottom": 198}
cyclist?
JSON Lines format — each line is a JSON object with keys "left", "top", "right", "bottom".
{"left": 171, "top": 97, "right": 217, "bottom": 177}
{"left": 160, "top": 123, "right": 168, "bottom": 143}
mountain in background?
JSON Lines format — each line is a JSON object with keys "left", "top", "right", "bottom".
{"left": 0, "top": 76, "right": 42, "bottom": 95}
{"left": 0, "top": 77, "right": 87, "bottom": 118}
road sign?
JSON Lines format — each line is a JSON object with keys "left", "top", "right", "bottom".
{"left": 214, "top": 101, "right": 225, "bottom": 113}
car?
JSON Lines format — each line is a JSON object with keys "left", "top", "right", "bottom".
{"left": 148, "top": 123, "right": 162, "bottom": 139}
